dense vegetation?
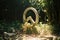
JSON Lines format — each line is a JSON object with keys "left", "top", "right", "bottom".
{"left": 0, "top": 0, "right": 60, "bottom": 38}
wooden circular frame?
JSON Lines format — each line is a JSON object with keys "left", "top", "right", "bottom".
{"left": 23, "top": 7, "right": 39, "bottom": 24}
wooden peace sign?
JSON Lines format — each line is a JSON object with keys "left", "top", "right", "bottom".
{"left": 23, "top": 7, "right": 39, "bottom": 24}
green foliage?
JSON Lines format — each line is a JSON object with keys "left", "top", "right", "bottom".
{"left": 39, "top": 22, "right": 53, "bottom": 35}
{"left": 0, "top": 0, "right": 59, "bottom": 36}
{"left": 0, "top": 20, "right": 22, "bottom": 32}
{"left": 26, "top": 26, "right": 38, "bottom": 34}
{"left": 52, "top": 24, "right": 60, "bottom": 35}
{"left": 0, "top": 37, "right": 3, "bottom": 40}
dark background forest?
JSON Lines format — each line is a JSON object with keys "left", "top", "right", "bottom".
{"left": 0, "top": 0, "right": 60, "bottom": 36}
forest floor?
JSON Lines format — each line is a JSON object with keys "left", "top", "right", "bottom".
{"left": 16, "top": 34, "right": 60, "bottom": 40}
